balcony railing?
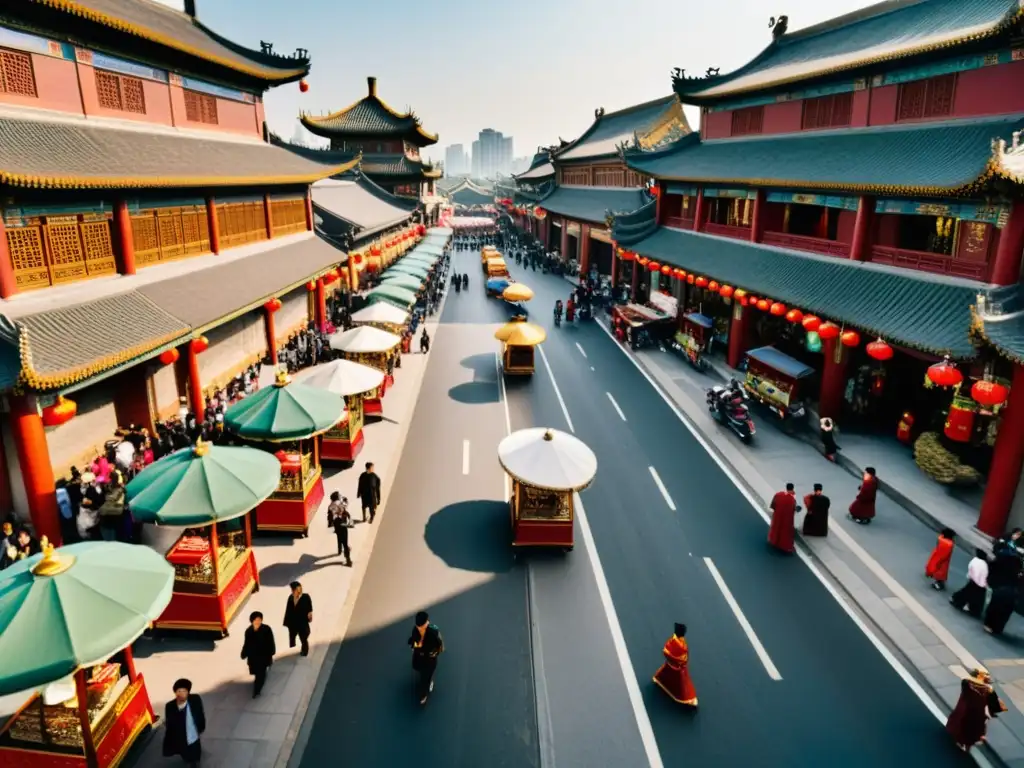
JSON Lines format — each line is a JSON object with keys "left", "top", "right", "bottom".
{"left": 870, "top": 245, "right": 988, "bottom": 281}
{"left": 704, "top": 222, "right": 751, "bottom": 240}
{"left": 762, "top": 231, "right": 850, "bottom": 258}
{"left": 664, "top": 216, "right": 694, "bottom": 230}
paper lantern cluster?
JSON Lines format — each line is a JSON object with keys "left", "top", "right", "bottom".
{"left": 42, "top": 396, "right": 77, "bottom": 427}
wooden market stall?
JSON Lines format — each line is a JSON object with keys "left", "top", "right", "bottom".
{"left": 365, "top": 284, "right": 417, "bottom": 312}
{"left": 350, "top": 302, "right": 411, "bottom": 336}
{"left": 0, "top": 542, "right": 174, "bottom": 768}
{"left": 673, "top": 312, "right": 713, "bottom": 371}
{"left": 743, "top": 346, "right": 816, "bottom": 423}
{"left": 224, "top": 371, "right": 346, "bottom": 535}
{"left": 297, "top": 359, "right": 386, "bottom": 462}
{"left": 126, "top": 440, "right": 281, "bottom": 634}
{"left": 330, "top": 326, "right": 402, "bottom": 416}
{"left": 496, "top": 321, "right": 546, "bottom": 376}
{"left": 498, "top": 427, "right": 598, "bottom": 552}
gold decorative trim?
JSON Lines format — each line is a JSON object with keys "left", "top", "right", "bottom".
{"left": 30, "top": 0, "right": 308, "bottom": 81}
{"left": 301, "top": 92, "right": 439, "bottom": 143}
{"left": 969, "top": 305, "right": 1023, "bottom": 365}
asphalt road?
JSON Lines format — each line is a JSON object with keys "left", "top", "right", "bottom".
{"left": 300, "top": 244, "right": 972, "bottom": 767}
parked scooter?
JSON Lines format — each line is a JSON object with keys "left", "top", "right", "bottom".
{"left": 706, "top": 382, "right": 755, "bottom": 443}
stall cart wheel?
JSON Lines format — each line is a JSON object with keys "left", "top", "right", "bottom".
{"left": 563, "top": 546, "right": 574, "bottom": 553}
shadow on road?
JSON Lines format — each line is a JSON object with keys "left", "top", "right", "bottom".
{"left": 448, "top": 353, "right": 500, "bottom": 405}
{"left": 424, "top": 500, "right": 515, "bottom": 574}
{"left": 258, "top": 552, "right": 348, "bottom": 587}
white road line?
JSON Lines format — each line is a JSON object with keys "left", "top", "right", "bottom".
{"left": 495, "top": 352, "right": 512, "bottom": 500}
{"left": 537, "top": 345, "right": 574, "bottom": 433}
{"left": 648, "top": 467, "right": 676, "bottom": 511}
{"left": 704, "top": 558, "right": 782, "bottom": 681}
{"left": 590, "top": 366, "right": 595, "bottom": 371}
{"left": 462, "top": 439, "right": 470, "bottom": 475}
{"left": 593, "top": 320, "right": 974, "bottom": 745}
{"left": 575, "top": 342, "right": 588, "bottom": 359}
{"left": 606, "top": 392, "right": 627, "bottom": 422}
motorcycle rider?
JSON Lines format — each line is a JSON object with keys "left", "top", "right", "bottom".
{"left": 554, "top": 300, "right": 563, "bottom": 326}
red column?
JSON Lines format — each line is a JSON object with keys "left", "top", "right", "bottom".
{"left": 818, "top": 338, "right": 849, "bottom": 420}
{"left": 315, "top": 278, "right": 327, "bottom": 330}
{"left": 727, "top": 303, "right": 751, "bottom": 369}
{"left": 655, "top": 183, "right": 663, "bottom": 226}
{"left": 850, "top": 195, "right": 875, "bottom": 262}
{"left": 978, "top": 364, "right": 1024, "bottom": 535}
{"left": 113, "top": 200, "right": 136, "bottom": 275}
{"left": 610, "top": 249, "right": 619, "bottom": 288}
{"left": 305, "top": 189, "right": 314, "bottom": 232}
{"left": 205, "top": 196, "right": 220, "bottom": 255}
{"left": 630, "top": 261, "right": 640, "bottom": 300}
{"left": 990, "top": 200, "right": 1024, "bottom": 285}
{"left": 750, "top": 191, "right": 765, "bottom": 244}
{"left": 692, "top": 187, "right": 705, "bottom": 233}
{"left": 0, "top": 215, "right": 19, "bottom": 299}
{"left": 265, "top": 306, "right": 278, "bottom": 364}
{"left": 579, "top": 225, "right": 591, "bottom": 277}
{"left": 263, "top": 194, "right": 274, "bottom": 239}
{"left": 0, "top": 429, "right": 11, "bottom": 518}
{"left": 9, "top": 394, "right": 60, "bottom": 545}
{"left": 560, "top": 222, "right": 569, "bottom": 261}
{"left": 186, "top": 340, "right": 204, "bottom": 416}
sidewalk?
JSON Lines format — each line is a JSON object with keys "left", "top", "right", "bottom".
{"left": 618, "top": 334, "right": 1024, "bottom": 766}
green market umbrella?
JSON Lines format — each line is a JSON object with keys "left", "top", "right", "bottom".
{"left": 367, "top": 284, "right": 417, "bottom": 308}
{"left": 381, "top": 274, "right": 425, "bottom": 292}
{"left": 126, "top": 440, "right": 282, "bottom": 526}
{"left": 0, "top": 542, "right": 174, "bottom": 695}
{"left": 404, "top": 253, "right": 439, "bottom": 265}
{"left": 386, "top": 264, "right": 430, "bottom": 279}
{"left": 413, "top": 244, "right": 444, "bottom": 255}
{"left": 225, "top": 371, "right": 346, "bottom": 441}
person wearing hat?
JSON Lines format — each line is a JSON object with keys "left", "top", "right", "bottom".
{"left": 946, "top": 667, "right": 1007, "bottom": 752}
{"left": 241, "top": 611, "right": 276, "bottom": 698}
{"left": 163, "top": 678, "right": 205, "bottom": 766}
{"left": 653, "top": 623, "right": 698, "bottom": 707}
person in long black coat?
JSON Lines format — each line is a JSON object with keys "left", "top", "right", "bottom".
{"left": 240, "top": 611, "right": 276, "bottom": 697}
{"left": 408, "top": 610, "right": 444, "bottom": 705}
{"left": 284, "top": 581, "right": 313, "bottom": 656}
{"left": 985, "top": 541, "right": 1022, "bottom": 635}
{"left": 163, "top": 678, "right": 205, "bottom": 766}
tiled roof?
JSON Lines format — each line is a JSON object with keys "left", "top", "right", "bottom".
{"left": 540, "top": 185, "right": 650, "bottom": 224}
{"left": 449, "top": 180, "right": 494, "bottom": 206}
{"left": 516, "top": 162, "right": 554, "bottom": 181}
{"left": 269, "top": 136, "right": 437, "bottom": 180}
{"left": 613, "top": 205, "right": 982, "bottom": 357}
{"left": 973, "top": 286, "right": 1024, "bottom": 364}
{"left": 625, "top": 114, "right": 1024, "bottom": 195}
{"left": 674, "top": 0, "right": 1023, "bottom": 102}
{"left": 30, "top": 0, "right": 309, "bottom": 82}
{"left": 312, "top": 174, "right": 416, "bottom": 238}
{"left": 556, "top": 96, "right": 690, "bottom": 162}
{"left": 300, "top": 77, "right": 438, "bottom": 147}
{"left": 0, "top": 116, "right": 352, "bottom": 190}
{"left": 1, "top": 236, "right": 345, "bottom": 391}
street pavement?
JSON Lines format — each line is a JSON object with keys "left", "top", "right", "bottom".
{"left": 298, "top": 245, "right": 974, "bottom": 767}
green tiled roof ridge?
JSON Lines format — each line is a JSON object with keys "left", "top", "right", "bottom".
{"left": 554, "top": 95, "right": 679, "bottom": 160}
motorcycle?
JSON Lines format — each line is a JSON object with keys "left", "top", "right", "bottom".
{"left": 705, "top": 384, "right": 756, "bottom": 443}
{"left": 554, "top": 309, "right": 562, "bottom": 327}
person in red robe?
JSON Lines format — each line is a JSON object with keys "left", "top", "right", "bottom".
{"left": 946, "top": 668, "right": 1006, "bottom": 752}
{"left": 925, "top": 528, "right": 956, "bottom": 590}
{"left": 653, "top": 623, "right": 697, "bottom": 707}
{"left": 767, "top": 483, "right": 799, "bottom": 554}
{"left": 848, "top": 467, "right": 878, "bottom": 524}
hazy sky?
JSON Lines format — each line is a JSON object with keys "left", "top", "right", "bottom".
{"left": 157, "top": 0, "right": 879, "bottom": 162}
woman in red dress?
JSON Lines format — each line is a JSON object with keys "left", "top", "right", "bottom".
{"left": 848, "top": 467, "right": 878, "bottom": 524}
{"left": 925, "top": 528, "right": 956, "bottom": 590}
{"left": 653, "top": 623, "right": 698, "bottom": 707}
{"left": 767, "top": 483, "right": 798, "bottom": 554}
{"left": 946, "top": 668, "right": 1006, "bottom": 752}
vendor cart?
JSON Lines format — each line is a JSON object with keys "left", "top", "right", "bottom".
{"left": 611, "top": 303, "right": 673, "bottom": 349}
{"left": 742, "top": 346, "right": 815, "bottom": 424}
{"left": 329, "top": 326, "right": 402, "bottom": 417}
{"left": 673, "top": 312, "right": 713, "bottom": 371}
{"left": 224, "top": 371, "right": 345, "bottom": 535}
{"left": 350, "top": 302, "right": 410, "bottom": 336}
{"left": 486, "top": 257, "right": 510, "bottom": 279}
{"left": 127, "top": 440, "right": 280, "bottom": 634}
{"left": 496, "top": 321, "right": 546, "bottom": 375}
{"left": 296, "top": 359, "right": 385, "bottom": 462}
{"left": 0, "top": 542, "right": 173, "bottom": 768}
{"left": 498, "top": 427, "right": 597, "bottom": 552}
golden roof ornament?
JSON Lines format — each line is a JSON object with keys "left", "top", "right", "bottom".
{"left": 32, "top": 544, "right": 75, "bottom": 577}
{"left": 543, "top": 429, "right": 554, "bottom": 442}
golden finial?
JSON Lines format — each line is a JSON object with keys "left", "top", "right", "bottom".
{"left": 32, "top": 544, "right": 75, "bottom": 577}
{"left": 274, "top": 370, "right": 292, "bottom": 387}
{"left": 193, "top": 437, "right": 210, "bottom": 457}
{"left": 543, "top": 429, "right": 554, "bottom": 442}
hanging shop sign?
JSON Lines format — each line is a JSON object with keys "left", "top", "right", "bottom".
{"left": 701, "top": 188, "right": 758, "bottom": 200}
{"left": 874, "top": 199, "right": 1010, "bottom": 227}
{"left": 588, "top": 227, "right": 613, "bottom": 244}
{"left": 765, "top": 192, "right": 859, "bottom": 210}
{"left": 565, "top": 222, "right": 581, "bottom": 236}
{"left": 666, "top": 184, "right": 699, "bottom": 197}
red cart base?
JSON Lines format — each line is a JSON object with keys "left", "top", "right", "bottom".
{"left": 154, "top": 552, "right": 258, "bottom": 634}
{"left": 255, "top": 474, "right": 325, "bottom": 534}
{"left": 364, "top": 398, "right": 383, "bottom": 417}
{"left": 322, "top": 429, "right": 364, "bottom": 462}
{"left": 511, "top": 517, "right": 574, "bottom": 549}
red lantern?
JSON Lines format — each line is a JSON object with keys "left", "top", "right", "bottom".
{"left": 299, "top": 79, "right": 309, "bottom": 93}
{"left": 191, "top": 336, "right": 209, "bottom": 354}
{"left": 972, "top": 379, "right": 1009, "bottom": 407}
{"left": 533, "top": 207, "right": 547, "bottom": 220}
{"left": 770, "top": 302, "right": 786, "bottom": 317}
{"left": 263, "top": 297, "right": 282, "bottom": 313}
{"left": 707, "top": 280, "right": 720, "bottom": 293}
{"left": 840, "top": 330, "right": 861, "bottom": 347}
{"left": 158, "top": 348, "right": 180, "bottom": 365}
{"left": 785, "top": 309, "right": 803, "bottom": 324}
{"left": 802, "top": 315, "right": 821, "bottom": 333}
{"left": 661, "top": 264, "right": 671, "bottom": 275}
{"left": 648, "top": 261, "right": 661, "bottom": 272}
{"left": 720, "top": 285, "right": 734, "bottom": 299}
{"left": 637, "top": 256, "right": 649, "bottom": 266}
{"left": 695, "top": 276, "right": 708, "bottom": 288}
{"left": 866, "top": 338, "right": 893, "bottom": 361}
{"left": 351, "top": 253, "right": 363, "bottom": 267}
{"left": 621, "top": 250, "right": 635, "bottom": 262}
{"left": 756, "top": 299, "right": 770, "bottom": 311}
{"left": 416, "top": 224, "right": 426, "bottom": 235}
{"left": 927, "top": 356, "right": 963, "bottom": 387}
{"left": 673, "top": 268, "right": 685, "bottom": 278}
{"left": 42, "top": 396, "right": 77, "bottom": 427}
{"left": 817, "top": 322, "right": 840, "bottom": 340}
{"left": 306, "top": 280, "right": 316, "bottom": 291}
{"left": 686, "top": 274, "right": 695, "bottom": 285}
{"left": 370, "top": 245, "right": 382, "bottom": 257}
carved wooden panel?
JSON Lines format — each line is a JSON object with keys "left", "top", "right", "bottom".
{"left": 180, "top": 207, "right": 204, "bottom": 254}
{"left": 43, "top": 221, "right": 87, "bottom": 284}
{"left": 0, "top": 48, "right": 37, "bottom": 97}
{"left": 157, "top": 209, "right": 184, "bottom": 259}
{"left": 122, "top": 76, "right": 146, "bottom": 114}
{"left": 802, "top": 93, "right": 853, "bottom": 129}
{"left": 6, "top": 225, "right": 49, "bottom": 290}
{"left": 132, "top": 212, "right": 161, "bottom": 266}
{"left": 217, "top": 202, "right": 265, "bottom": 247}
{"left": 80, "top": 220, "right": 116, "bottom": 276}
{"left": 184, "top": 89, "right": 218, "bottom": 124}
{"left": 95, "top": 71, "right": 122, "bottom": 110}
{"left": 731, "top": 106, "right": 764, "bottom": 136}
{"left": 271, "top": 199, "right": 306, "bottom": 235}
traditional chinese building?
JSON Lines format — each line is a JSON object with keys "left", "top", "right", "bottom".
{"left": 298, "top": 76, "right": 442, "bottom": 199}
{"left": 526, "top": 96, "right": 690, "bottom": 279}
{"left": 446, "top": 178, "right": 495, "bottom": 207}
{"left": 0, "top": 0, "right": 360, "bottom": 543}
{"left": 610, "top": 0, "right": 1024, "bottom": 534}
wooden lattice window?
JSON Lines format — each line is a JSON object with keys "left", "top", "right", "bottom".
{"left": 43, "top": 221, "right": 87, "bottom": 284}
{"left": 79, "top": 220, "right": 117, "bottom": 276}
{"left": 802, "top": 93, "right": 853, "bottom": 130}
{"left": 0, "top": 47, "right": 37, "bottom": 97}
{"left": 95, "top": 70, "right": 147, "bottom": 114}
{"left": 731, "top": 106, "right": 764, "bottom": 136}
{"left": 6, "top": 225, "right": 49, "bottom": 290}
{"left": 183, "top": 89, "right": 218, "bottom": 124}
{"left": 157, "top": 209, "right": 185, "bottom": 259}
{"left": 132, "top": 212, "right": 160, "bottom": 266}
{"left": 271, "top": 199, "right": 307, "bottom": 236}
{"left": 216, "top": 201, "right": 266, "bottom": 247}
{"left": 897, "top": 74, "right": 957, "bottom": 121}
{"left": 593, "top": 167, "right": 626, "bottom": 187}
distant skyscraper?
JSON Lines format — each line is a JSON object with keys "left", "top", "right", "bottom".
{"left": 501, "top": 136, "right": 513, "bottom": 176}
{"left": 473, "top": 129, "right": 515, "bottom": 178}
{"left": 444, "top": 143, "right": 468, "bottom": 176}
{"left": 471, "top": 139, "right": 482, "bottom": 178}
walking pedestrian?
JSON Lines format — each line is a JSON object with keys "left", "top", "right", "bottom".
{"left": 801, "top": 483, "right": 830, "bottom": 537}
{"left": 240, "top": 611, "right": 276, "bottom": 697}
{"left": 926, "top": 528, "right": 956, "bottom": 590}
{"left": 357, "top": 462, "right": 381, "bottom": 524}
{"left": 326, "top": 491, "right": 345, "bottom": 527}
{"left": 819, "top": 417, "right": 840, "bottom": 461}
{"left": 333, "top": 504, "right": 354, "bottom": 566}
{"left": 420, "top": 327, "right": 430, "bottom": 354}
{"left": 984, "top": 538, "right": 1021, "bottom": 635}
{"left": 767, "top": 483, "right": 799, "bottom": 554}
{"left": 284, "top": 581, "right": 313, "bottom": 656}
{"left": 848, "top": 467, "right": 878, "bottom": 524}
{"left": 950, "top": 548, "right": 990, "bottom": 617}
{"left": 652, "top": 622, "right": 698, "bottom": 707}
{"left": 409, "top": 610, "right": 444, "bottom": 705}
{"left": 162, "top": 679, "right": 205, "bottom": 766}
{"left": 946, "top": 668, "right": 1006, "bottom": 752}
